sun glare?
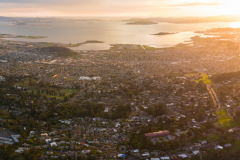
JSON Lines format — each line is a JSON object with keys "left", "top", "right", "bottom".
{"left": 230, "top": 22, "right": 240, "bottom": 28}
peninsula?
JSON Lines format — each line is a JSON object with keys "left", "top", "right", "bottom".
{"left": 85, "top": 40, "right": 104, "bottom": 43}
{"left": 16, "top": 36, "right": 47, "bottom": 39}
{"left": 126, "top": 20, "right": 158, "bottom": 25}
{"left": 63, "top": 40, "right": 104, "bottom": 47}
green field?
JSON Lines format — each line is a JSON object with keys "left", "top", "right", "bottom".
{"left": 217, "top": 109, "right": 228, "bottom": 117}
{"left": 189, "top": 134, "right": 220, "bottom": 143}
{"left": 230, "top": 140, "right": 240, "bottom": 152}
{"left": 217, "top": 109, "right": 238, "bottom": 129}
{"left": 27, "top": 88, "right": 78, "bottom": 100}
{"left": 60, "top": 89, "right": 78, "bottom": 97}
{"left": 64, "top": 77, "right": 78, "bottom": 81}
{"left": 198, "top": 74, "right": 211, "bottom": 84}
{"left": 205, "top": 134, "right": 220, "bottom": 142}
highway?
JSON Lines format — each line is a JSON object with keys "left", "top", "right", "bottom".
{"left": 206, "top": 84, "right": 220, "bottom": 112}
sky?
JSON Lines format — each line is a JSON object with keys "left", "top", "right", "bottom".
{"left": 0, "top": 0, "right": 240, "bottom": 17}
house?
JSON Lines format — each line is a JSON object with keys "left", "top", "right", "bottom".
{"left": 142, "top": 152, "right": 150, "bottom": 157}
{"left": 178, "top": 154, "right": 188, "bottom": 159}
{"left": 34, "top": 146, "right": 42, "bottom": 150}
{"left": 160, "top": 156, "right": 170, "bottom": 160}
{"left": 132, "top": 149, "right": 139, "bottom": 153}
{"left": 46, "top": 151, "right": 53, "bottom": 155}
{"left": 0, "top": 131, "right": 14, "bottom": 145}
{"left": 170, "top": 155, "right": 179, "bottom": 160}
{"left": 115, "top": 122, "right": 121, "bottom": 127}
{"left": 15, "top": 148, "right": 24, "bottom": 153}
{"left": 45, "top": 139, "right": 52, "bottom": 143}
{"left": 0, "top": 76, "right": 6, "bottom": 81}
{"left": 200, "top": 141, "right": 207, "bottom": 145}
{"left": 150, "top": 151, "right": 159, "bottom": 156}
{"left": 22, "top": 143, "right": 29, "bottom": 147}
{"left": 41, "top": 133, "right": 48, "bottom": 137}
{"left": 215, "top": 145, "right": 223, "bottom": 150}
{"left": 192, "top": 150, "right": 200, "bottom": 156}
{"left": 50, "top": 142, "right": 57, "bottom": 147}
{"left": 182, "top": 146, "right": 189, "bottom": 151}
{"left": 11, "top": 135, "right": 19, "bottom": 143}
{"left": 188, "top": 145, "right": 195, "bottom": 150}
{"left": 41, "top": 145, "right": 49, "bottom": 149}
{"left": 145, "top": 130, "right": 170, "bottom": 137}
{"left": 194, "top": 143, "right": 201, "bottom": 147}
{"left": 38, "top": 155, "right": 49, "bottom": 160}
{"left": 224, "top": 143, "right": 232, "bottom": 148}
{"left": 117, "top": 154, "right": 126, "bottom": 157}
{"left": 82, "top": 150, "right": 91, "bottom": 154}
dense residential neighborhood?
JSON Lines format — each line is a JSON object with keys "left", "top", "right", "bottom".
{"left": 1, "top": 28, "right": 240, "bottom": 160}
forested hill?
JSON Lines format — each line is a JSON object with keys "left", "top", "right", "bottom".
{"left": 41, "top": 47, "right": 77, "bottom": 57}
{"left": 211, "top": 71, "right": 240, "bottom": 83}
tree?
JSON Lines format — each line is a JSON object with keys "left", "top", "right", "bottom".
{"left": 3, "top": 144, "right": 9, "bottom": 151}
{"left": 147, "top": 106, "right": 155, "bottom": 115}
{"left": 187, "top": 130, "right": 192, "bottom": 137}
{"left": 147, "top": 103, "right": 168, "bottom": 117}
{"left": 205, "top": 121, "right": 213, "bottom": 129}
{"left": 29, "top": 139, "right": 33, "bottom": 144}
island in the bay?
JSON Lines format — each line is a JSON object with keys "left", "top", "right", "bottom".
{"left": 151, "top": 32, "right": 177, "bottom": 35}
{"left": 126, "top": 20, "right": 158, "bottom": 25}
{"left": 0, "top": 34, "right": 47, "bottom": 39}
{"left": 12, "top": 21, "right": 27, "bottom": 25}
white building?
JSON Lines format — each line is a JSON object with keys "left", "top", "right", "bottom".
{"left": 50, "top": 142, "right": 57, "bottom": 147}
{"left": 0, "top": 76, "right": 6, "bottom": 81}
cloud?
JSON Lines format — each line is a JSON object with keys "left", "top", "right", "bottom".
{"left": 0, "top": 0, "right": 226, "bottom": 17}
{"left": 169, "top": 2, "right": 221, "bottom": 6}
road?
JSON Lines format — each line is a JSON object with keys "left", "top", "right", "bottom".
{"left": 207, "top": 84, "right": 236, "bottom": 123}
{"left": 140, "top": 45, "right": 145, "bottom": 50}
{"left": 67, "top": 90, "right": 81, "bottom": 104}
{"left": 206, "top": 84, "right": 220, "bottom": 112}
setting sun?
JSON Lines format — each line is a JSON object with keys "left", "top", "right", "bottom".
{"left": 230, "top": 22, "right": 240, "bottom": 28}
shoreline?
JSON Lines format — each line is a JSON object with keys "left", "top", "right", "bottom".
{"left": 0, "top": 31, "right": 206, "bottom": 51}
{"left": 0, "top": 37, "right": 193, "bottom": 51}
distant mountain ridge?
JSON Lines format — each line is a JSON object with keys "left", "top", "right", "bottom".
{"left": 0, "top": 16, "right": 103, "bottom": 23}
{"left": 125, "top": 15, "right": 240, "bottom": 24}
{"left": 0, "top": 15, "right": 240, "bottom": 24}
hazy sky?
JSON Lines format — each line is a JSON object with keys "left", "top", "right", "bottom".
{"left": 0, "top": 0, "right": 239, "bottom": 17}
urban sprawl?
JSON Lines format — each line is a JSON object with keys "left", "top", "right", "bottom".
{"left": 1, "top": 28, "right": 240, "bottom": 160}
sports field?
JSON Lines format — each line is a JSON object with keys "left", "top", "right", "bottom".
{"left": 60, "top": 89, "right": 78, "bottom": 96}
{"left": 217, "top": 109, "right": 238, "bottom": 129}
{"left": 27, "top": 88, "right": 78, "bottom": 100}
{"left": 64, "top": 76, "right": 78, "bottom": 80}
